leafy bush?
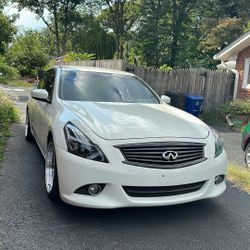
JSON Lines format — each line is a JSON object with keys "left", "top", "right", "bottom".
{"left": 63, "top": 52, "right": 95, "bottom": 62}
{"left": 46, "top": 59, "right": 57, "bottom": 69}
{"left": 220, "top": 100, "right": 250, "bottom": 116}
{"left": 6, "top": 31, "right": 49, "bottom": 77}
{"left": 0, "top": 12, "right": 16, "bottom": 54}
{"left": 0, "top": 90, "right": 18, "bottom": 125}
{"left": 0, "top": 90, "right": 18, "bottom": 163}
{"left": 0, "top": 62, "right": 18, "bottom": 84}
{"left": 160, "top": 64, "right": 173, "bottom": 71}
{"left": 201, "top": 111, "right": 226, "bottom": 125}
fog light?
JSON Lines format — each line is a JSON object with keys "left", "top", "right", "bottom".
{"left": 215, "top": 175, "right": 225, "bottom": 185}
{"left": 88, "top": 184, "right": 102, "bottom": 196}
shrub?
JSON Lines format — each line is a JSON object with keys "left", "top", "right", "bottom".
{"left": 63, "top": 52, "right": 95, "bottom": 62}
{"left": 0, "top": 90, "right": 18, "bottom": 163}
{"left": 6, "top": 30, "right": 49, "bottom": 77}
{"left": 0, "top": 90, "right": 18, "bottom": 125}
{"left": 0, "top": 62, "right": 18, "bottom": 84}
{"left": 220, "top": 100, "right": 250, "bottom": 116}
{"left": 160, "top": 64, "right": 173, "bottom": 71}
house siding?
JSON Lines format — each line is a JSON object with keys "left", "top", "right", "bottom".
{"left": 236, "top": 46, "right": 250, "bottom": 99}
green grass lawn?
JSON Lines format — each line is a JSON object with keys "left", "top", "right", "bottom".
{"left": 227, "top": 162, "right": 250, "bottom": 193}
{"left": 201, "top": 111, "right": 227, "bottom": 126}
{"left": 7, "top": 79, "right": 35, "bottom": 88}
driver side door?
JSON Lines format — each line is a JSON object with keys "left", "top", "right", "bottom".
{"left": 34, "top": 69, "right": 56, "bottom": 153}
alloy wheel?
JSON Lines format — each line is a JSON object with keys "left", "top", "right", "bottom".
{"left": 25, "top": 115, "right": 28, "bottom": 137}
{"left": 45, "top": 142, "right": 56, "bottom": 193}
{"left": 245, "top": 144, "right": 250, "bottom": 168}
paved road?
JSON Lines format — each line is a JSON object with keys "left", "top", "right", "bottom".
{"left": 0, "top": 87, "right": 250, "bottom": 250}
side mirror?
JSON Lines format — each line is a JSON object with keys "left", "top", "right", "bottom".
{"left": 161, "top": 95, "right": 171, "bottom": 104}
{"left": 31, "top": 89, "right": 49, "bottom": 102}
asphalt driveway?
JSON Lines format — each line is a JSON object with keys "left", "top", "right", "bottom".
{"left": 214, "top": 125, "right": 245, "bottom": 166}
{"left": 0, "top": 87, "right": 249, "bottom": 250}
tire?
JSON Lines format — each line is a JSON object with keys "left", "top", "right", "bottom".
{"left": 45, "top": 139, "right": 60, "bottom": 200}
{"left": 25, "top": 111, "right": 34, "bottom": 142}
{"left": 244, "top": 143, "right": 250, "bottom": 169}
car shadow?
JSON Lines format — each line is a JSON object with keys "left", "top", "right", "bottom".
{"left": 47, "top": 194, "right": 226, "bottom": 229}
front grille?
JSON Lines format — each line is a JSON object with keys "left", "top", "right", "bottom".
{"left": 123, "top": 181, "right": 206, "bottom": 197}
{"left": 116, "top": 142, "right": 206, "bottom": 169}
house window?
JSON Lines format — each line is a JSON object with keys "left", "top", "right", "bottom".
{"left": 243, "top": 58, "right": 250, "bottom": 88}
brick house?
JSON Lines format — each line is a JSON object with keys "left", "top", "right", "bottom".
{"left": 214, "top": 30, "right": 250, "bottom": 99}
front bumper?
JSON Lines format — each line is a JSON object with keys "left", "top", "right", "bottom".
{"left": 55, "top": 144, "right": 227, "bottom": 209}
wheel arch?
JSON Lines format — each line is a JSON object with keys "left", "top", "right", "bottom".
{"left": 26, "top": 106, "right": 30, "bottom": 117}
{"left": 244, "top": 136, "right": 250, "bottom": 151}
{"left": 47, "top": 131, "right": 54, "bottom": 144}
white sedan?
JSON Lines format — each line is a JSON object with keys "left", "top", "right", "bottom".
{"left": 26, "top": 66, "right": 227, "bottom": 208}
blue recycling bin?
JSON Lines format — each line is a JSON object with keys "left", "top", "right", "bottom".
{"left": 185, "top": 95, "right": 203, "bottom": 117}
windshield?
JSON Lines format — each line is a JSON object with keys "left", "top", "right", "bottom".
{"left": 59, "top": 69, "right": 160, "bottom": 103}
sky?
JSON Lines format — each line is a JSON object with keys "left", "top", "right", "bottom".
{"left": 4, "top": 4, "right": 46, "bottom": 30}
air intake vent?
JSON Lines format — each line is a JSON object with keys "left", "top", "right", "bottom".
{"left": 123, "top": 181, "right": 206, "bottom": 197}
{"left": 116, "top": 142, "right": 206, "bottom": 169}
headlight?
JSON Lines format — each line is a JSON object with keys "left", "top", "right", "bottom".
{"left": 64, "top": 122, "right": 108, "bottom": 163}
{"left": 212, "top": 128, "right": 223, "bottom": 158}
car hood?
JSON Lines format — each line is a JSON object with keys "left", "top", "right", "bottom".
{"left": 62, "top": 101, "right": 209, "bottom": 140}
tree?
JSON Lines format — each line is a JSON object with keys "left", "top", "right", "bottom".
{"left": 100, "top": 0, "right": 139, "bottom": 59}
{"left": 0, "top": 12, "right": 16, "bottom": 53}
{"left": 10, "top": 0, "right": 250, "bottom": 69}
{"left": 129, "top": 0, "right": 200, "bottom": 67}
{"left": 199, "top": 17, "right": 243, "bottom": 53}
{"left": 14, "top": 0, "right": 85, "bottom": 56}
{"left": 211, "top": 0, "right": 250, "bottom": 20}
{"left": 70, "top": 13, "right": 116, "bottom": 59}
{"left": 238, "top": 0, "right": 250, "bottom": 22}
{"left": 39, "top": 28, "right": 57, "bottom": 57}
{"left": 7, "top": 31, "right": 49, "bottom": 76}
{"left": 0, "top": 0, "right": 8, "bottom": 9}
{"left": 136, "top": 0, "right": 168, "bottom": 66}
{"left": 169, "top": 0, "right": 198, "bottom": 67}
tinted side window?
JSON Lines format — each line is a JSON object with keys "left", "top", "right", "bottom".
{"left": 38, "top": 69, "right": 56, "bottom": 101}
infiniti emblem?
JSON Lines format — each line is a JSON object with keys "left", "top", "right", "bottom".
{"left": 162, "top": 151, "right": 179, "bottom": 161}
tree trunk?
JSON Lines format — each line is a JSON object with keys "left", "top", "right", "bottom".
{"left": 115, "top": 33, "right": 122, "bottom": 59}
{"left": 170, "top": 36, "right": 178, "bottom": 67}
{"left": 61, "top": 33, "right": 68, "bottom": 56}
{"left": 119, "top": 40, "right": 124, "bottom": 59}
{"left": 153, "top": 1, "right": 160, "bottom": 66}
{"left": 53, "top": 6, "right": 60, "bottom": 57}
{"left": 170, "top": 0, "right": 178, "bottom": 67}
{"left": 61, "top": 1, "right": 69, "bottom": 55}
{"left": 170, "top": 0, "right": 197, "bottom": 66}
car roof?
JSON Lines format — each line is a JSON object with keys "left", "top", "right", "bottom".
{"left": 58, "top": 65, "right": 134, "bottom": 76}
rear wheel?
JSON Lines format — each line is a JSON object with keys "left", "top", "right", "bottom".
{"left": 45, "top": 139, "right": 60, "bottom": 200}
{"left": 25, "top": 111, "right": 34, "bottom": 141}
{"left": 244, "top": 143, "right": 250, "bottom": 169}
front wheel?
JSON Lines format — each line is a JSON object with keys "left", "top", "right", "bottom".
{"left": 45, "top": 140, "right": 60, "bottom": 200}
{"left": 244, "top": 143, "right": 250, "bottom": 169}
{"left": 25, "top": 112, "right": 34, "bottom": 142}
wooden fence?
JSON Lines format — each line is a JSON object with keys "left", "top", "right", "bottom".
{"left": 58, "top": 59, "right": 235, "bottom": 113}
{"left": 58, "top": 59, "right": 126, "bottom": 71}
{"left": 126, "top": 65, "right": 235, "bottom": 113}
